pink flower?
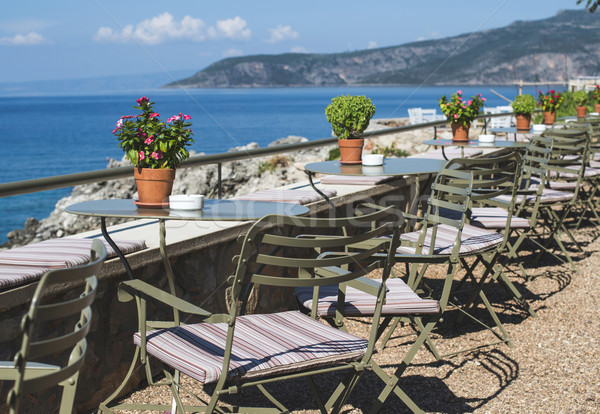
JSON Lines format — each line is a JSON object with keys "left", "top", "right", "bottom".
{"left": 120, "top": 115, "right": 133, "bottom": 119}
{"left": 468, "top": 100, "right": 472, "bottom": 105}
{"left": 168, "top": 115, "right": 181, "bottom": 123}
{"left": 138, "top": 151, "right": 145, "bottom": 161}
{"left": 482, "top": 98, "right": 487, "bottom": 101}
{"left": 183, "top": 114, "right": 191, "bottom": 120}
{"left": 149, "top": 113, "right": 160, "bottom": 118}
{"left": 151, "top": 151, "right": 163, "bottom": 160}
{"left": 144, "top": 135, "right": 154, "bottom": 145}
{"left": 550, "top": 89, "right": 555, "bottom": 94}
{"left": 446, "top": 103, "right": 450, "bottom": 107}
{"left": 136, "top": 96, "right": 149, "bottom": 105}
{"left": 454, "top": 114, "right": 458, "bottom": 119}
{"left": 457, "top": 90, "right": 463, "bottom": 94}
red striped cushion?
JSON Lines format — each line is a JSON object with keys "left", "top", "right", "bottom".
{"left": 295, "top": 279, "right": 439, "bottom": 317}
{"left": 397, "top": 224, "right": 503, "bottom": 255}
{"left": 234, "top": 189, "right": 337, "bottom": 204}
{"left": 0, "top": 238, "right": 146, "bottom": 290}
{"left": 134, "top": 310, "right": 367, "bottom": 384}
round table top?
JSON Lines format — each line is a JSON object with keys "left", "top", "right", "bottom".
{"left": 304, "top": 158, "right": 447, "bottom": 176}
{"left": 423, "top": 138, "right": 528, "bottom": 148}
{"left": 65, "top": 199, "right": 310, "bottom": 221}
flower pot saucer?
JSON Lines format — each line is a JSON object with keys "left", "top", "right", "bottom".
{"left": 133, "top": 200, "right": 169, "bottom": 209}
{"left": 339, "top": 160, "right": 363, "bottom": 165}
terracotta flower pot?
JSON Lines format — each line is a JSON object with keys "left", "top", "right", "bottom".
{"left": 451, "top": 123, "right": 470, "bottom": 142}
{"left": 515, "top": 114, "right": 531, "bottom": 131}
{"left": 134, "top": 168, "right": 175, "bottom": 204}
{"left": 594, "top": 104, "right": 600, "bottom": 113}
{"left": 576, "top": 106, "right": 587, "bottom": 118}
{"left": 338, "top": 138, "right": 364, "bottom": 164}
{"left": 543, "top": 111, "right": 556, "bottom": 125}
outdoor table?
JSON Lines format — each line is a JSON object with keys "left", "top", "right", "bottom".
{"left": 423, "top": 138, "right": 528, "bottom": 160}
{"left": 66, "top": 198, "right": 310, "bottom": 280}
{"left": 304, "top": 158, "right": 447, "bottom": 225}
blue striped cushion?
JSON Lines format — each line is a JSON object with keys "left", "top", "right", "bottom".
{"left": 397, "top": 224, "right": 503, "bottom": 255}
{"left": 134, "top": 310, "right": 368, "bottom": 384}
{"left": 497, "top": 187, "right": 574, "bottom": 205}
{"left": 0, "top": 238, "right": 146, "bottom": 290}
{"left": 295, "top": 279, "right": 439, "bottom": 317}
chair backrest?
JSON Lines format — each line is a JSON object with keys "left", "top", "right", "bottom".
{"left": 542, "top": 127, "right": 590, "bottom": 200}
{"left": 488, "top": 106, "right": 514, "bottom": 128}
{"left": 515, "top": 135, "right": 554, "bottom": 224}
{"left": 408, "top": 108, "right": 423, "bottom": 124}
{"left": 421, "top": 108, "right": 443, "bottom": 122}
{"left": 445, "top": 152, "right": 523, "bottom": 243}
{"left": 229, "top": 207, "right": 401, "bottom": 353}
{"left": 5, "top": 239, "right": 106, "bottom": 414}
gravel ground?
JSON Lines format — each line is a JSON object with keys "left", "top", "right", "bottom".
{"left": 112, "top": 219, "right": 600, "bottom": 414}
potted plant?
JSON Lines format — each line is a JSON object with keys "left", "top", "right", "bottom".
{"left": 511, "top": 94, "right": 536, "bottom": 131}
{"left": 325, "top": 95, "right": 376, "bottom": 164}
{"left": 573, "top": 90, "right": 588, "bottom": 118}
{"left": 593, "top": 85, "right": 600, "bottom": 113}
{"left": 439, "top": 90, "right": 486, "bottom": 141}
{"left": 537, "top": 89, "right": 564, "bottom": 125}
{"left": 113, "top": 96, "right": 194, "bottom": 206}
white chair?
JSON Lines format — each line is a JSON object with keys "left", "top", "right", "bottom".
{"left": 421, "top": 108, "right": 445, "bottom": 122}
{"left": 488, "top": 105, "right": 514, "bottom": 129}
{"left": 408, "top": 107, "right": 423, "bottom": 124}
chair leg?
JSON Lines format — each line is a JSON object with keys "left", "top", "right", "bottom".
{"left": 58, "top": 372, "right": 79, "bottom": 414}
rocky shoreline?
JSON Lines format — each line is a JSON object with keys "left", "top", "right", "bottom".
{"left": 2, "top": 119, "right": 443, "bottom": 249}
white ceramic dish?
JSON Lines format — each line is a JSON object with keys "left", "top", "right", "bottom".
{"left": 532, "top": 124, "right": 546, "bottom": 132}
{"left": 478, "top": 134, "right": 495, "bottom": 143}
{"left": 362, "top": 154, "right": 384, "bottom": 166}
{"left": 169, "top": 194, "right": 204, "bottom": 210}
{"left": 590, "top": 112, "right": 600, "bottom": 116}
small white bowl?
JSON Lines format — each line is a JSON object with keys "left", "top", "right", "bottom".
{"left": 478, "top": 134, "right": 495, "bottom": 143}
{"left": 169, "top": 194, "right": 204, "bottom": 210}
{"left": 532, "top": 124, "right": 547, "bottom": 132}
{"left": 590, "top": 112, "right": 600, "bottom": 116}
{"left": 362, "top": 154, "right": 384, "bottom": 166}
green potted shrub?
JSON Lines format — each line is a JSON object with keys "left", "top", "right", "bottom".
{"left": 325, "top": 95, "right": 376, "bottom": 164}
{"left": 573, "top": 90, "right": 588, "bottom": 118}
{"left": 511, "top": 94, "right": 536, "bottom": 131}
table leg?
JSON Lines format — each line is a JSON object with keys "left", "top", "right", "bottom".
{"left": 100, "top": 217, "right": 135, "bottom": 280}
{"left": 307, "top": 171, "right": 335, "bottom": 209}
{"left": 159, "top": 219, "right": 181, "bottom": 325}
{"left": 441, "top": 146, "right": 449, "bottom": 160}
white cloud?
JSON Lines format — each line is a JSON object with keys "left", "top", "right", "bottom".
{"left": 223, "top": 47, "right": 243, "bottom": 57}
{"left": 367, "top": 41, "right": 378, "bottom": 49}
{"left": 94, "top": 13, "right": 251, "bottom": 45}
{"left": 0, "top": 32, "right": 48, "bottom": 46}
{"left": 290, "top": 46, "right": 309, "bottom": 54}
{"left": 266, "top": 24, "right": 299, "bottom": 43}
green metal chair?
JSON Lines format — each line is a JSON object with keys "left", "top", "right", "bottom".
{"left": 0, "top": 239, "right": 106, "bottom": 414}
{"left": 99, "top": 207, "right": 401, "bottom": 414}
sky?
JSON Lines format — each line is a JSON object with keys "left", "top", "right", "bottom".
{"left": 0, "top": 0, "right": 591, "bottom": 84}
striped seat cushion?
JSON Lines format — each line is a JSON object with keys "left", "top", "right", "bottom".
{"left": 408, "top": 148, "right": 483, "bottom": 160}
{"left": 529, "top": 176, "right": 577, "bottom": 191}
{"left": 234, "top": 188, "right": 337, "bottom": 204}
{"left": 134, "top": 310, "right": 367, "bottom": 384}
{"left": 295, "top": 279, "right": 439, "bottom": 317}
{"left": 556, "top": 165, "right": 600, "bottom": 179}
{"left": 320, "top": 175, "right": 394, "bottom": 185}
{"left": 397, "top": 223, "right": 504, "bottom": 255}
{"left": 439, "top": 207, "right": 530, "bottom": 230}
{"left": 0, "top": 238, "right": 146, "bottom": 290}
{"left": 497, "top": 187, "right": 574, "bottom": 205}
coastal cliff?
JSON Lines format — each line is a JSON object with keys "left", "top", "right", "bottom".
{"left": 167, "top": 10, "right": 600, "bottom": 88}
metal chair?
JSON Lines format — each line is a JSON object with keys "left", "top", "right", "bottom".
{"left": 99, "top": 207, "right": 401, "bottom": 414}
{"left": 0, "top": 239, "right": 106, "bottom": 414}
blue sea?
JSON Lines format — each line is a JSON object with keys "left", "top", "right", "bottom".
{"left": 0, "top": 85, "right": 545, "bottom": 243}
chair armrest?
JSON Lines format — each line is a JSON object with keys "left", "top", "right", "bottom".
{"left": 118, "top": 279, "right": 217, "bottom": 321}
{"left": 0, "top": 361, "right": 59, "bottom": 381}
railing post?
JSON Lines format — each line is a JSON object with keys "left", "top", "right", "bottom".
{"left": 217, "top": 163, "right": 222, "bottom": 199}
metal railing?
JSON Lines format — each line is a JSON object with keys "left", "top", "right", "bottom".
{"left": 0, "top": 111, "right": 522, "bottom": 199}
